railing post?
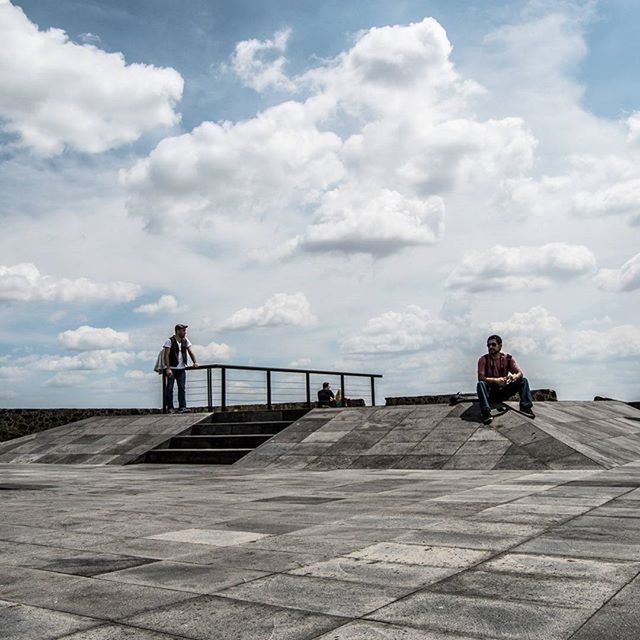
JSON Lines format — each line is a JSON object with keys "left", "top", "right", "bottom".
{"left": 266, "top": 370, "right": 272, "bottom": 410}
{"left": 305, "top": 372, "right": 311, "bottom": 408}
{"left": 370, "top": 376, "right": 376, "bottom": 407}
{"left": 207, "top": 368, "right": 213, "bottom": 411}
{"left": 162, "top": 370, "right": 168, "bottom": 413}
{"left": 340, "top": 374, "right": 345, "bottom": 406}
{"left": 221, "top": 367, "right": 226, "bottom": 411}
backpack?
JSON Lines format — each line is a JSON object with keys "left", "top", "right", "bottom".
{"left": 153, "top": 349, "right": 165, "bottom": 374}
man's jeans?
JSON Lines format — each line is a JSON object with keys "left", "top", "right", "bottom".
{"left": 477, "top": 377, "right": 533, "bottom": 413}
{"left": 166, "top": 369, "right": 186, "bottom": 410}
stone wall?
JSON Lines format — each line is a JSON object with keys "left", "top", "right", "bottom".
{"left": 0, "top": 408, "right": 163, "bottom": 443}
{"left": 386, "top": 389, "right": 558, "bottom": 406}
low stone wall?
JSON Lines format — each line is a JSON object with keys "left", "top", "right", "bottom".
{"left": 0, "top": 408, "right": 164, "bottom": 443}
{"left": 386, "top": 389, "right": 558, "bottom": 406}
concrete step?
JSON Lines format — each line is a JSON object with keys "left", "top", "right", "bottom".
{"left": 143, "top": 448, "right": 252, "bottom": 464}
{"left": 168, "top": 434, "right": 272, "bottom": 449}
{"left": 204, "top": 409, "right": 309, "bottom": 424}
{"left": 190, "top": 421, "right": 290, "bottom": 435}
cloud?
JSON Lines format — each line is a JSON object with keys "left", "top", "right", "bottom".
{"left": 490, "top": 305, "right": 564, "bottom": 336}
{"left": 446, "top": 243, "right": 597, "bottom": 292}
{"left": 0, "top": 0, "right": 183, "bottom": 155}
{"left": 134, "top": 294, "right": 179, "bottom": 315}
{"left": 124, "top": 369, "right": 157, "bottom": 383}
{"left": 57, "top": 326, "right": 130, "bottom": 351}
{"left": 495, "top": 155, "right": 640, "bottom": 226}
{"left": 192, "top": 341, "right": 232, "bottom": 362}
{"left": 123, "top": 17, "right": 535, "bottom": 257}
{"left": 550, "top": 325, "right": 640, "bottom": 363}
{"left": 340, "top": 305, "right": 449, "bottom": 354}
{"left": 628, "top": 112, "right": 640, "bottom": 144}
{"left": 0, "top": 263, "right": 140, "bottom": 303}
{"left": 43, "top": 372, "right": 88, "bottom": 387}
{"left": 121, "top": 101, "right": 344, "bottom": 232}
{"left": 290, "top": 187, "right": 444, "bottom": 256}
{"left": 594, "top": 252, "right": 640, "bottom": 292}
{"left": 230, "top": 27, "right": 294, "bottom": 92}
{"left": 490, "top": 306, "right": 640, "bottom": 364}
{"left": 35, "top": 350, "right": 135, "bottom": 372}
{"left": 220, "top": 292, "right": 317, "bottom": 330}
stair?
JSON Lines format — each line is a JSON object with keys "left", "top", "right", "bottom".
{"left": 141, "top": 408, "right": 309, "bottom": 465}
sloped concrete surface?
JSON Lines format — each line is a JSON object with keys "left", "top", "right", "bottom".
{"left": 2, "top": 462, "right": 640, "bottom": 639}
{"left": 237, "top": 401, "right": 640, "bottom": 471}
{"left": 0, "top": 414, "right": 210, "bottom": 465}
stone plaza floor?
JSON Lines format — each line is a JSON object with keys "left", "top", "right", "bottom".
{"left": 2, "top": 461, "right": 640, "bottom": 639}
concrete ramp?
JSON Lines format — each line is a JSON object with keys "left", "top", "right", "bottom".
{"left": 0, "top": 414, "right": 209, "bottom": 465}
{"left": 236, "top": 400, "right": 640, "bottom": 471}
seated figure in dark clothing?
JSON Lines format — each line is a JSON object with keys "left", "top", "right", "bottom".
{"left": 477, "top": 334, "right": 534, "bottom": 424}
{"left": 317, "top": 382, "right": 337, "bottom": 408}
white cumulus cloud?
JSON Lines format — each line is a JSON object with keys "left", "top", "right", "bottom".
{"left": 221, "top": 292, "right": 317, "bottom": 330}
{"left": 43, "top": 372, "right": 88, "bottom": 388}
{"left": 0, "top": 0, "right": 183, "bottom": 155}
{"left": 341, "top": 305, "right": 449, "bottom": 354}
{"left": 35, "top": 350, "right": 135, "bottom": 372}
{"left": 291, "top": 187, "right": 444, "bottom": 256}
{"left": 446, "top": 243, "right": 597, "bottom": 292}
{"left": 58, "top": 326, "right": 130, "bottom": 351}
{"left": 192, "top": 341, "right": 232, "bottom": 362}
{"left": 230, "top": 27, "right": 294, "bottom": 92}
{"left": 594, "top": 252, "right": 640, "bottom": 292}
{"left": 134, "top": 294, "right": 180, "bottom": 315}
{"left": 0, "top": 263, "right": 140, "bottom": 303}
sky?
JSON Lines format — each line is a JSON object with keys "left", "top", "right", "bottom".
{"left": 0, "top": 0, "right": 639, "bottom": 408}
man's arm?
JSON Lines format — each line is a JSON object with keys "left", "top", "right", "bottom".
{"left": 163, "top": 347, "right": 172, "bottom": 376}
{"left": 187, "top": 347, "right": 198, "bottom": 367}
{"left": 508, "top": 357, "right": 523, "bottom": 382}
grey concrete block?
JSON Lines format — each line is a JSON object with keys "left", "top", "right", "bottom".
{"left": 219, "top": 573, "right": 406, "bottom": 617}
{"left": 124, "top": 595, "right": 346, "bottom": 640}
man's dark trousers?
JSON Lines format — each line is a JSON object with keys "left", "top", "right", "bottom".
{"left": 166, "top": 369, "right": 186, "bottom": 409}
{"left": 477, "top": 378, "right": 533, "bottom": 413}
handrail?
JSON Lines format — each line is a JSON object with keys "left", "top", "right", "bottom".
{"left": 162, "top": 362, "right": 382, "bottom": 413}
{"left": 180, "top": 363, "right": 383, "bottom": 378}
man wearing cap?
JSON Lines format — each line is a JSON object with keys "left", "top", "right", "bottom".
{"left": 163, "top": 324, "right": 199, "bottom": 413}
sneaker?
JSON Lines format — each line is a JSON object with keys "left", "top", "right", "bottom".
{"left": 177, "top": 407, "right": 191, "bottom": 413}
{"left": 481, "top": 409, "right": 493, "bottom": 426}
{"left": 167, "top": 408, "right": 176, "bottom": 414}
{"left": 520, "top": 405, "right": 535, "bottom": 418}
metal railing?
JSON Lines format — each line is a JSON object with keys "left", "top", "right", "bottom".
{"left": 161, "top": 363, "right": 382, "bottom": 413}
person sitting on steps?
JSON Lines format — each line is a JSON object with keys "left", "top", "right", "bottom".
{"left": 317, "top": 382, "right": 337, "bottom": 408}
{"left": 477, "top": 334, "right": 534, "bottom": 425}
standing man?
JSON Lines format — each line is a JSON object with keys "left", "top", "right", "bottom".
{"left": 477, "top": 334, "right": 534, "bottom": 424}
{"left": 164, "top": 324, "right": 198, "bottom": 413}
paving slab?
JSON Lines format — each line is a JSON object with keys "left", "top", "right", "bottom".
{"left": 124, "top": 595, "right": 346, "bottom": 640}
{"left": 0, "top": 602, "right": 98, "bottom": 640}
{"left": 96, "top": 560, "right": 269, "bottom": 594}
{"left": 348, "top": 542, "right": 492, "bottom": 568}
{"left": 218, "top": 573, "right": 407, "bottom": 617}
{"left": 288, "top": 557, "right": 457, "bottom": 587}
{"left": 368, "top": 591, "right": 591, "bottom": 639}
{"left": 313, "top": 620, "right": 484, "bottom": 639}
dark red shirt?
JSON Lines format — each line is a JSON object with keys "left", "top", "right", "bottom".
{"left": 478, "top": 353, "right": 520, "bottom": 379}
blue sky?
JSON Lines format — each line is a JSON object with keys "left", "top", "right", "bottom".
{"left": 1, "top": 0, "right": 639, "bottom": 407}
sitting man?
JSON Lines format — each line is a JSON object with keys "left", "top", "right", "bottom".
{"left": 317, "top": 382, "right": 337, "bottom": 408}
{"left": 477, "top": 334, "right": 534, "bottom": 424}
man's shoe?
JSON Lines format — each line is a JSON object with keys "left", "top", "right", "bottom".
{"left": 481, "top": 410, "right": 493, "bottom": 426}
{"left": 520, "top": 405, "right": 535, "bottom": 418}
{"left": 178, "top": 407, "right": 191, "bottom": 413}
{"left": 167, "top": 408, "right": 176, "bottom": 414}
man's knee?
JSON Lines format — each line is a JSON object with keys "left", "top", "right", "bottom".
{"left": 477, "top": 381, "right": 488, "bottom": 391}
